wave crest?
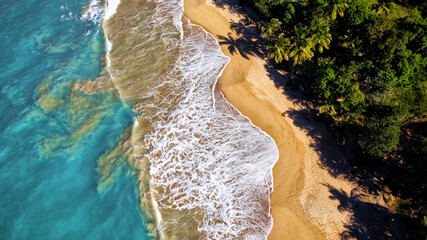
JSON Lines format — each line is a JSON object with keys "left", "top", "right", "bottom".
{"left": 102, "top": 0, "right": 279, "bottom": 238}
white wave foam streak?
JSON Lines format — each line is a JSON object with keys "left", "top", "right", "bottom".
{"left": 141, "top": 17, "right": 279, "bottom": 239}
{"left": 102, "top": 0, "right": 118, "bottom": 68}
{"left": 101, "top": 0, "right": 279, "bottom": 238}
{"left": 104, "top": 0, "right": 121, "bottom": 20}
{"left": 80, "top": 0, "right": 104, "bottom": 24}
{"left": 101, "top": 0, "right": 126, "bottom": 101}
{"left": 105, "top": 37, "right": 112, "bottom": 65}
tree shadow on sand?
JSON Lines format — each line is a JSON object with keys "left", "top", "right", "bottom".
{"left": 326, "top": 184, "right": 406, "bottom": 239}
{"left": 284, "top": 101, "right": 423, "bottom": 238}
{"left": 211, "top": 0, "right": 422, "bottom": 238}
{"left": 211, "top": 0, "right": 262, "bottom": 19}
{"left": 217, "top": 20, "right": 266, "bottom": 60}
{"left": 263, "top": 59, "right": 312, "bottom": 106}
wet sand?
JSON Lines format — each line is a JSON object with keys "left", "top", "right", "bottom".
{"left": 183, "top": 0, "right": 362, "bottom": 239}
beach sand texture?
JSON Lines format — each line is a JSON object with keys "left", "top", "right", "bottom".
{"left": 183, "top": 0, "right": 365, "bottom": 239}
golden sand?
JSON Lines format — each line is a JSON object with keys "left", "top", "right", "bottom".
{"left": 183, "top": 0, "right": 365, "bottom": 239}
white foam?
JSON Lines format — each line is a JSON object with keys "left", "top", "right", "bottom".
{"left": 105, "top": 37, "right": 112, "bottom": 67}
{"left": 102, "top": 0, "right": 125, "bottom": 100}
{"left": 138, "top": 11, "right": 279, "bottom": 238}
{"left": 60, "top": 11, "right": 74, "bottom": 21}
{"left": 104, "top": 0, "right": 121, "bottom": 20}
{"left": 151, "top": 193, "right": 163, "bottom": 233}
{"left": 80, "top": 0, "right": 104, "bottom": 23}
{"left": 100, "top": 0, "right": 280, "bottom": 238}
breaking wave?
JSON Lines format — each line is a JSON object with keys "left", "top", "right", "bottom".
{"left": 101, "top": 0, "right": 279, "bottom": 238}
{"left": 81, "top": 0, "right": 104, "bottom": 24}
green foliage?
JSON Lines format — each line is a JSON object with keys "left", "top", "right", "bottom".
{"left": 251, "top": 0, "right": 288, "bottom": 16}
{"left": 309, "top": 26, "right": 332, "bottom": 53}
{"left": 317, "top": 58, "right": 366, "bottom": 116}
{"left": 248, "top": 0, "right": 427, "bottom": 229}
{"left": 267, "top": 33, "right": 292, "bottom": 63}
{"left": 249, "top": 0, "right": 426, "bottom": 159}
{"left": 261, "top": 18, "right": 282, "bottom": 38}
{"left": 320, "top": 104, "right": 337, "bottom": 115}
{"left": 346, "top": 0, "right": 373, "bottom": 25}
{"left": 290, "top": 42, "right": 314, "bottom": 64}
{"left": 359, "top": 115, "right": 400, "bottom": 156}
{"left": 283, "top": 3, "right": 295, "bottom": 24}
{"left": 329, "top": 0, "right": 350, "bottom": 20}
{"left": 371, "top": 1, "right": 393, "bottom": 16}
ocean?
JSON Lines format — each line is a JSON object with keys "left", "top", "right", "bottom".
{"left": 0, "top": 0, "right": 279, "bottom": 239}
{"left": 0, "top": 0, "right": 152, "bottom": 239}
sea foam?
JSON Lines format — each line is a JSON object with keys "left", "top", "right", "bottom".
{"left": 102, "top": 0, "right": 279, "bottom": 238}
{"left": 81, "top": 0, "right": 104, "bottom": 23}
{"left": 104, "top": 0, "right": 121, "bottom": 20}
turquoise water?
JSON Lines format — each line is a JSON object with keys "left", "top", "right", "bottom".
{"left": 0, "top": 0, "right": 152, "bottom": 239}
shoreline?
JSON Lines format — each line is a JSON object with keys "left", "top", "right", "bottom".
{"left": 183, "top": 0, "right": 324, "bottom": 239}
{"left": 183, "top": 0, "right": 363, "bottom": 239}
{"left": 103, "top": 0, "right": 286, "bottom": 237}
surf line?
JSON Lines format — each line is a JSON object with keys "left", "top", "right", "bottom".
{"left": 102, "top": 0, "right": 164, "bottom": 238}
{"left": 102, "top": 0, "right": 124, "bottom": 100}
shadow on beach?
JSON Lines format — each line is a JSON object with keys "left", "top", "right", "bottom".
{"left": 212, "top": 0, "right": 261, "bottom": 18}
{"left": 283, "top": 107, "right": 408, "bottom": 238}
{"left": 210, "top": 0, "right": 418, "bottom": 238}
{"left": 217, "top": 20, "right": 266, "bottom": 60}
{"left": 326, "top": 184, "right": 406, "bottom": 240}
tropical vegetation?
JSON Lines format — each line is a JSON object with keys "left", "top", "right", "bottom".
{"left": 244, "top": 0, "right": 426, "bottom": 237}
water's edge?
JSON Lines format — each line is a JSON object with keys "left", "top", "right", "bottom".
{"left": 102, "top": 0, "right": 280, "bottom": 238}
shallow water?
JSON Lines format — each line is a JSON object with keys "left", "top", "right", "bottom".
{"left": 0, "top": 0, "right": 152, "bottom": 239}
{"left": 1, "top": 0, "right": 279, "bottom": 238}
{"left": 103, "top": 0, "right": 279, "bottom": 239}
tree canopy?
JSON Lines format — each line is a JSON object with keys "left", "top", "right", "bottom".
{"left": 244, "top": 0, "right": 427, "bottom": 235}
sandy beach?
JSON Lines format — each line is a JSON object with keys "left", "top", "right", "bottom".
{"left": 183, "top": 0, "right": 368, "bottom": 239}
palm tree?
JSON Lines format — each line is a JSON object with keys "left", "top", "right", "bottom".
{"left": 268, "top": 33, "right": 292, "bottom": 63}
{"left": 320, "top": 104, "right": 337, "bottom": 115}
{"left": 290, "top": 42, "right": 314, "bottom": 65}
{"left": 329, "top": 0, "right": 349, "bottom": 20}
{"left": 310, "top": 27, "right": 332, "bottom": 53}
{"left": 268, "top": 43, "right": 288, "bottom": 63}
{"left": 261, "top": 18, "right": 282, "bottom": 39}
{"left": 371, "top": 1, "right": 392, "bottom": 15}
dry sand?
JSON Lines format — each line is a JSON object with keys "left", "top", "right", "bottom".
{"left": 183, "top": 0, "right": 373, "bottom": 239}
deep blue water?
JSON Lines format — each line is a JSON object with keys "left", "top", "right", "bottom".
{"left": 0, "top": 0, "right": 152, "bottom": 239}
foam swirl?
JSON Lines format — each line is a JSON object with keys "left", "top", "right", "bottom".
{"left": 102, "top": 0, "right": 279, "bottom": 238}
